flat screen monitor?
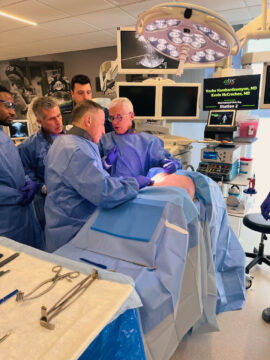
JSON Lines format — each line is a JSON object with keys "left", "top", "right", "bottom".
{"left": 116, "top": 82, "right": 158, "bottom": 119}
{"left": 207, "top": 110, "right": 236, "bottom": 127}
{"left": 203, "top": 74, "right": 261, "bottom": 110}
{"left": 117, "top": 27, "right": 215, "bottom": 74}
{"left": 160, "top": 84, "right": 200, "bottom": 120}
{"left": 260, "top": 62, "right": 270, "bottom": 109}
{"left": 9, "top": 120, "right": 30, "bottom": 140}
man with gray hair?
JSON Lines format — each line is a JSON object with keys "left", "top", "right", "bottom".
{"left": 18, "top": 96, "right": 64, "bottom": 229}
{"left": 45, "top": 99, "right": 152, "bottom": 252}
{"left": 99, "top": 97, "right": 182, "bottom": 178}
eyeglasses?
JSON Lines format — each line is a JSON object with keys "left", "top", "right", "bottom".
{"left": 0, "top": 100, "right": 16, "bottom": 110}
{"left": 108, "top": 112, "right": 132, "bottom": 122}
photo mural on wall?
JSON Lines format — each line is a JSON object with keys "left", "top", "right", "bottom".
{"left": 0, "top": 60, "right": 72, "bottom": 131}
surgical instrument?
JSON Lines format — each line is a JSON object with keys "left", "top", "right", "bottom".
{"left": 0, "top": 270, "right": 10, "bottom": 278}
{"left": 16, "top": 265, "right": 80, "bottom": 302}
{"left": 80, "top": 257, "right": 107, "bottom": 269}
{"left": 0, "top": 252, "right": 19, "bottom": 268}
{"left": 0, "top": 289, "right": 18, "bottom": 305}
{"left": 76, "top": 246, "right": 157, "bottom": 270}
{"left": 0, "top": 330, "right": 13, "bottom": 344}
{"left": 40, "top": 269, "right": 98, "bottom": 330}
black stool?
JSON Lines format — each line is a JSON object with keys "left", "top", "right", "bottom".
{"left": 243, "top": 213, "right": 270, "bottom": 274}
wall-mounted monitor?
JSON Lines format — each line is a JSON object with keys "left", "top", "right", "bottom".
{"left": 117, "top": 27, "right": 216, "bottom": 75}
{"left": 8, "top": 120, "right": 30, "bottom": 140}
{"left": 203, "top": 74, "right": 261, "bottom": 111}
{"left": 116, "top": 79, "right": 201, "bottom": 121}
{"left": 260, "top": 62, "right": 270, "bottom": 109}
{"left": 159, "top": 83, "right": 201, "bottom": 120}
{"left": 116, "top": 81, "right": 159, "bottom": 119}
{"left": 207, "top": 110, "right": 236, "bottom": 127}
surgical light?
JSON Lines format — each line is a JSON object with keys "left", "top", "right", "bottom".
{"left": 136, "top": 2, "right": 239, "bottom": 76}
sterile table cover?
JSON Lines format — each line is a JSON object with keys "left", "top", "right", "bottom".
{"left": 0, "top": 238, "right": 142, "bottom": 360}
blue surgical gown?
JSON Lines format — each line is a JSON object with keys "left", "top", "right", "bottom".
{"left": 44, "top": 134, "right": 140, "bottom": 252}
{"left": 18, "top": 131, "right": 50, "bottom": 188}
{"left": 18, "top": 131, "right": 53, "bottom": 230}
{"left": 0, "top": 128, "right": 43, "bottom": 248}
{"left": 99, "top": 130, "right": 181, "bottom": 177}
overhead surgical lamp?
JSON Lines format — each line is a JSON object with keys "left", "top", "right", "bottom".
{"left": 136, "top": 2, "right": 240, "bottom": 76}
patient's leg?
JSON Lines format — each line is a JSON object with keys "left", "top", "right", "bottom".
{"left": 151, "top": 173, "right": 195, "bottom": 199}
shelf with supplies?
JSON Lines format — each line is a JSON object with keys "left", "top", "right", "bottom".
{"left": 224, "top": 175, "right": 249, "bottom": 186}
{"left": 197, "top": 137, "right": 257, "bottom": 146}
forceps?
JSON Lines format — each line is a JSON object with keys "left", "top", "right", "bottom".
{"left": 16, "top": 265, "right": 80, "bottom": 302}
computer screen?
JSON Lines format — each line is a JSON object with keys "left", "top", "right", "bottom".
{"left": 9, "top": 120, "right": 30, "bottom": 139}
{"left": 160, "top": 85, "right": 200, "bottom": 119}
{"left": 207, "top": 110, "right": 236, "bottom": 127}
{"left": 260, "top": 62, "right": 270, "bottom": 109}
{"left": 203, "top": 74, "right": 261, "bottom": 110}
{"left": 117, "top": 83, "right": 157, "bottom": 119}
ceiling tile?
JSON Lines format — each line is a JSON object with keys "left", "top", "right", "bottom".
{"left": 121, "top": 0, "right": 249, "bottom": 18}
{"left": 247, "top": 5, "right": 266, "bottom": 18}
{"left": 78, "top": 7, "right": 136, "bottom": 30}
{"left": 0, "top": 26, "right": 60, "bottom": 46}
{"left": 183, "top": 0, "right": 246, "bottom": 12}
{"left": 40, "top": 17, "right": 98, "bottom": 35}
{"left": 0, "top": 15, "right": 27, "bottom": 31}
{"left": 244, "top": 0, "right": 269, "bottom": 5}
{"left": 73, "top": 30, "right": 117, "bottom": 48}
{"left": 1, "top": 0, "right": 67, "bottom": 23}
{"left": 219, "top": 7, "right": 251, "bottom": 25}
{"left": 107, "top": 0, "right": 144, "bottom": 5}
{"left": 120, "top": 0, "right": 170, "bottom": 18}
{"left": 37, "top": 0, "right": 114, "bottom": 16}
{"left": 105, "top": 27, "right": 118, "bottom": 37}
{"left": 0, "top": 0, "right": 24, "bottom": 6}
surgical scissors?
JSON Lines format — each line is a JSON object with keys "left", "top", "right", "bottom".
{"left": 16, "top": 265, "right": 80, "bottom": 302}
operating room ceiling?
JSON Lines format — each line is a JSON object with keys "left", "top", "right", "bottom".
{"left": 0, "top": 0, "right": 269, "bottom": 61}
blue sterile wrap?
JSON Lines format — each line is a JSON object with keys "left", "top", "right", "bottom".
{"left": 79, "top": 309, "right": 146, "bottom": 360}
{"left": 91, "top": 198, "right": 167, "bottom": 242}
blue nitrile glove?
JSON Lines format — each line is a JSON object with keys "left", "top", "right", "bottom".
{"left": 105, "top": 145, "right": 119, "bottom": 166}
{"left": 261, "top": 192, "right": 270, "bottom": 220}
{"left": 19, "top": 179, "right": 38, "bottom": 206}
{"left": 162, "top": 159, "right": 180, "bottom": 174}
{"left": 135, "top": 175, "right": 154, "bottom": 189}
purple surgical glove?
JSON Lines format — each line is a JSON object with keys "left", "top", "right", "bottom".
{"left": 20, "top": 179, "right": 38, "bottom": 206}
{"left": 261, "top": 192, "right": 270, "bottom": 220}
{"left": 162, "top": 159, "right": 181, "bottom": 174}
{"left": 135, "top": 175, "right": 154, "bottom": 189}
{"left": 105, "top": 145, "right": 119, "bottom": 166}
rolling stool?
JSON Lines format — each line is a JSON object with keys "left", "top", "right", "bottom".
{"left": 243, "top": 213, "right": 270, "bottom": 274}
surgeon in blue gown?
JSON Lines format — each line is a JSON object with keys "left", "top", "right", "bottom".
{"left": 45, "top": 99, "right": 152, "bottom": 252}
{"left": 18, "top": 96, "right": 64, "bottom": 230}
{"left": 0, "top": 85, "right": 43, "bottom": 248}
{"left": 99, "top": 97, "right": 182, "bottom": 178}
